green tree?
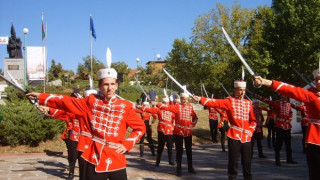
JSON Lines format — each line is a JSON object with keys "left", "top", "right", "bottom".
{"left": 137, "top": 63, "right": 166, "bottom": 87}
{"left": 166, "top": 2, "right": 254, "bottom": 97}
{"left": 0, "top": 68, "right": 3, "bottom": 75}
{"left": 261, "top": 0, "right": 320, "bottom": 85}
{"left": 48, "top": 59, "right": 63, "bottom": 81}
{"left": 77, "top": 56, "right": 105, "bottom": 80}
{"left": 111, "top": 61, "right": 131, "bottom": 83}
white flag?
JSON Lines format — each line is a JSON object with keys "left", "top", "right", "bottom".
{"left": 0, "top": 36, "right": 8, "bottom": 44}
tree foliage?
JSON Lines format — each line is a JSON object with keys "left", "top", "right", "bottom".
{"left": 77, "top": 56, "right": 105, "bottom": 80}
{"left": 48, "top": 59, "right": 74, "bottom": 82}
{"left": 111, "top": 61, "right": 131, "bottom": 83}
{"left": 137, "top": 63, "right": 166, "bottom": 87}
{"left": 0, "top": 87, "right": 64, "bottom": 147}
{"left": 166, "top": 2, "right": 254, "bottom": 97}
{"left": 261, "top": 0, "right": 320, "bottom": 85}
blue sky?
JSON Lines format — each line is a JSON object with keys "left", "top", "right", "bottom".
{"left": 0, "top": 0, "right": 271, "bottom": 73}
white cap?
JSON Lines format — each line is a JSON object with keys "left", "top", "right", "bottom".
{"left": 180, "top": 92, "right": 189, "bottom": 98}
{"left": 98, "top": 68, "right": 118, "bottom": 80}
{"left": 234, "top": 80, "right": 246, "bottom": 88}
{"left": 162, "top": 97, "right": 169, "bottom": 102}
{"left": 252, "top": 99, "right": 259, "bottom": 104}
{"left": 84, "top": 89, "right": 98, "bottom": 97}
{"left": 143, "top": 101, "right": 150, "bottom": 106}
{"left": 313, "top": 69, "right": 320, "bottom": 79}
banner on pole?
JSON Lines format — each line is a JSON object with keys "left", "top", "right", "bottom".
{"left": 26, "top": 46, "right": 46, "bottom": 80}
{"left": 0, "top": 36, "right": 9, "bottom": 44}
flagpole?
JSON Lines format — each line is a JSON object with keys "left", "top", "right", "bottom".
{"left": 42, "top": 12, "right": 46, "bottom": 93}
{"left": 45, "top": 21, "right": 48, "bottom": 91}
{"left": 90, "top": 15, "right": 93, "bottom": 79}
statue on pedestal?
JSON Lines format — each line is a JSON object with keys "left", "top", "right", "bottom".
{"left": 7, "top": 24, "right": 23, "bottom": 58}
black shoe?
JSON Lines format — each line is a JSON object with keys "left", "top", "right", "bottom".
{"left": 259, "top": 154, "right": 267, "bottom": 158}
{"left": 176, "top": 169, "right": 182, "bottom": 177}
{"left": 155, "top": 163, "right": 159, "bottom": 167}
{"left": 67, "top": 172, "right": 74, "bottom": 180}
{"left": 188, "top": 167, "right": 197, "bottom": 174}
{"left": 287, "top": 160, "right": 298, "bottom": 164}
{"left": 169, "top": 161, "right": 175, "bottom": 165}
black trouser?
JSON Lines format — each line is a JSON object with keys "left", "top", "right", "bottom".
{"left": 64, "top": 130, "right": 79, "bottom": 174}
{"left": 275, "top": 128, "right": 293, "bottom": 163}
{"left": 86, "top": 162, "right": 127, "bottom": 180}
{"left": 302, "top": 125, "right": 307, "bottom": 153}
{"left": 251, "top": 132, "right": 264, "bottom": 157}
{"left": 267, "top": 119, "right": 275, "bottom": 147}
{"left": 174, "top": 135, "right": 193, "bottom": 170}
{"left": 209, "top": 119, "right": 218, "bottom": 143}
{"left": 306, "top": 143, "right": 320, "bottom": 180}
{"left": 156, "top": 131, "right": 174, "bottom": 164}
{"left": 228, "top": 138, "right": 252, "bottom": 180}
{"left": 219, "top": 121, "right": 229, "bottom": 151}
{"left": 78, "top": 153, "right": 87, "bottom": 180}
{"left": 139, "top": 120, "right": 155, "bottom": 155}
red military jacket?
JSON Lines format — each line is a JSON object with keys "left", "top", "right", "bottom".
{"left": 48, "top": 108, "right": 80, "bottom": 141}
{"left": 135, "top": 109, "right": 151, "bottom": 121}
{"left": 270, "top": 80, "right": 320, "bottom": 146}
{"left": 142, "top": 105, "right": 175, "bottom": 135}
{"left": 49, "top": 108, "right": 73, "bottom": 140}
{"left": 39, "top": 93, "right": 146, "bottom": 172}
{"left": 260, "top": 106, "right": 276, "bottom": 126}
{"left": 291, "top": 104, "right": 309, "bottom": 127}
{"left": 49, "top": 108, "right": 92, "bottom": 152}
{"left": 208, "top": 107, "right": 219, "bottom": 120}
{"left": 260, "top": 97, "right": 292, "bottom": 130}
{"left": 253, "top": 106, "right": 264, "bottom": 132}
{"left": 200, "top": 96, "right": 256, "bottom": 143}
{"left": 158, "top": 103, "right": 198, "bottom": 137}
{"left": 216, "top": 108, "right": 228, "bottom": 128}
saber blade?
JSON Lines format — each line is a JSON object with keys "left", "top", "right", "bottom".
{"left": 221, "top": 83, "right": 231, "bottom": 97}
{"left": 0, "top": 73, "right": 27, "bottom": 93}
{"left": 222, "top": 27, "right": 255, "bottom": 76}
{"left": 163, "top": 68, "right": 193, "bottom": 97}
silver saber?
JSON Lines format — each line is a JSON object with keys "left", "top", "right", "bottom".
{"left": 221, "top": 83, "right": 231, "bottom": 97}
{"left": 163, "top": 68, "right": 193, "bottom": 97}
{"left": 0, "top": 73, "right": 27, "bottom": 93}
{"left": 222, "top": 27, "right": 255, "bottom": 76}
{"left": 293, "top": 68, "right": 316, "bottom": 88}
{"left": 134, "top": 76, "right": 150, "bottom": 100}
{"left": 202, "top": 83, "right": 209, "bottom": 98}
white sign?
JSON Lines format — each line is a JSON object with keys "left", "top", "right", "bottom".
{"left": 26, "top": 46, "right": 47, "bottom": 80}
{"left": 0, "top": 36, "right": 9, "bottom": 44}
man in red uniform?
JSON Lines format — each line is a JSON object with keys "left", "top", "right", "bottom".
{"left": 254, "top": 70, "right": 320, "bottom": 180}
{"left": 27, "top": 66, "right": 146, "bottom": 180}
{"left": 251, "top": 100, "right": 267, "bottom": 158}
{"left": 135, "top": 101, "right": 156, "bottom": 157}
{"left": 291, "top": 103, "right": 309, "bottom": 153}
{"left": 258, "top": 95, "right": 296, "bottom": 166}
{"left": 193, "top": 80, "right": 256, "bottom": 180}
{"left": 260, "top": 104, "right": 276, "bottom": 148}
{"left": 216, "top": 108, "right": 229, "bottom": 152}
{"left": 158, "top": 93, "right": 198, "bottom": 177}
{"left": 140, "top": 97, "right": 176, "bottom": 166}
{"left": 206, "top": 106, "right": 219, "bottom": 143}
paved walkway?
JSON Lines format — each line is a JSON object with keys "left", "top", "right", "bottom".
{"left": 0, "top": 134, "right": 308, "bottom": 180}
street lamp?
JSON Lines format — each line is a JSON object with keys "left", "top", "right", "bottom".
{"left": 136, "top": 57, "right": 140, "bottom": 78}
{"left": 23, "top": 28, "right": 28, "bottom": 88}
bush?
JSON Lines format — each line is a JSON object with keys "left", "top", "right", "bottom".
{"left": 0, "top": 99, "right": 65, "bottom": 147}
